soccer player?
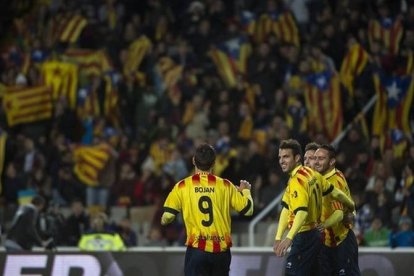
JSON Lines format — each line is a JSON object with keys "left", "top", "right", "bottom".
{"left": 161, "top": 143, "right": 253, "bottom": 276}
{"left": 304, "top": 142, "right": 320, "bottom": 168}
{"left": 314, "top": 144, "right": 360, "bottom": 276}
{"left": 273, "top": 139, "right": 355, "bottom": 276}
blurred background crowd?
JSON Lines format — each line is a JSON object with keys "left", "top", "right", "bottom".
{"left": 1, "top": 0, "right": 414, "bottom": 249}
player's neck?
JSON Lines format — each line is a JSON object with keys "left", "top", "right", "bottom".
{"left": 195, "top": 167, "right": 212, "bottom": 174}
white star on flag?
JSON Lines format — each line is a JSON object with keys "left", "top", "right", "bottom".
{"left": 386, "top": 81, "right": 400, "bottom": 101}
{"left": 225, "top": 39, "right": 240, "bottom": 53}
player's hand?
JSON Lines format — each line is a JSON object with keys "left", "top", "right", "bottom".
{"left": 276, "top": 238, "right": 292, "bottom": 257}
{"left": 273, "top": 240, "right": 281, "bottom": 255}
{"left": 342, "top": 212, "right": 355, "bottom": 226}
{"left": 316, "top": 223, "right": 325, "bottom": 233}
{"left": 238, "top": 180, "right": 251, "bottom": 191}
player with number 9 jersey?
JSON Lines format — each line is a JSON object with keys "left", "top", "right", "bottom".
{"left": 161, "top": 143, "right": 253, "bottom": 276}
{"left": 163, "top": 171, "right": 253, "bottom": 252}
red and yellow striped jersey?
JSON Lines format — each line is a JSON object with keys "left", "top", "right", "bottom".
{"left": 321, "top": 168, "right": 351, "bottom": 247}
{"left": 282, "top": 165, "right": 333, "bottom": 233}
{"left": 163, "top": 172, "right": 253, "bottom": 252}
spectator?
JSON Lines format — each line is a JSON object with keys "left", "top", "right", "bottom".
{"left": 363, "top": 217, "right": 390, "bottom": 247}
{"left": 115, "top": 217, "right": 137, "bottom": 247}
{"left": 390, "top": 216, "right": 414, "bottom": 248}
{"left": 144, "top": 226, "right": 168, "bottom": 247}
{"left": 65, "top": 199, "right": 90, "bottom": 246}
{"left": 4, "top": 196, "right": 50, "bottom": 251}
{"left": 78, "top": 212, "right": 125, "bottom": 251}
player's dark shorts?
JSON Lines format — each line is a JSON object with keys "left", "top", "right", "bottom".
{"left": 319, "top": 229, "right": 361, "bottom": 276}
{"left": 184, "top": 246, "right": 231, "bottom": 276}
{"left": 285, "top": 228, "right": 322, "bottom": 276}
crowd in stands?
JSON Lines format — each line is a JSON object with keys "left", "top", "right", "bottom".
{"left": 1, "top": 0, "right": 414, "bottom": 248}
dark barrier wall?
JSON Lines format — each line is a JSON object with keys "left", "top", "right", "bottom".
{"left": 0, "top": 248, "right": 412, "bottom": 276}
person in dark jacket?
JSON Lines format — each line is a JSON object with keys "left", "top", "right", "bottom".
{"left": 4, "top": 195, "right": 49, "bottom": 251}
{"left": 64, "top": 199, "right": 90, "bottom": 246}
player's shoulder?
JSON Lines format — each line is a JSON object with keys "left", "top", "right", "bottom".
{"left": 294, "top": 166, "right": 317, "bottom": 179}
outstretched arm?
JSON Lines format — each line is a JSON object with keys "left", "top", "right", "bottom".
{"left": 330, "top": 187, "right": 355, "bottom": 211}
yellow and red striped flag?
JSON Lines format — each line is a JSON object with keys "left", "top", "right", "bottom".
{"left": 255, "top": 11, "right": 299, "bottom": 46}
{"left": 2, "top": 85, "right": 53, "bottom": 126}
{"left": 340, "top": 43, "right": 370, "bottom": 97}
{"left": 59, "top": 14, "right": 88, "bottom": 44}
{"left": 372, "top": 72, "right": 414, "bottom": 136}
{"left": 0, "top": 131, "right": 7, "bottom": 194}
{"left": 123, "top": 36, "right": 152, "bottom": 77}
{"left": 63, "top": 49, "right": 113, "bottom": 78}
{"left": 73, "top": 143, "right": 111, "bottom": 186}
{"left": 209, "top": 36, "right": 251, "bottom": 88}
{"left": 304, "top": 70, "right": 343, "bottom": 140}
{"left": 368, "top": 17, "right": 403, "bottom": 55}
{"left": 41, "top": 61, "right": 78, "bottom": 108}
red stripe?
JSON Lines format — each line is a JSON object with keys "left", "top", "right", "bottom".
{"left": 390, "top": 20, "right": 402, "bottom": 54}
{"left": 297, "top": 169, "right": 310, "bottom": 178}
{"left": 65, "top": 16, "right": 83, "bottom": 42}
{"left": 328, "top": 228, "right": 337, "bottom": 247}
{"left": 212, "top": 236, "right": 221, "bottom": 253}
{"left": 187, "top": 234, "right": 195, "bottom": 247}
{"left": 396, "top": 104, "right": 403, "bottom": 129}
{"left": 208, "top": 174, "right": 216, "bottom": 186}
{"left": 332, "top": 78, "right": 342, "bottom": 139}
{"left": 15, "top": 91, "right": 50, "bottom": 100}
{"left": 223, "top": 179, "right": 230, "bottom": 186}
{"left": 283, "top": 13, "right": 295, "bottom": 44}
{"left": 19, "top": 99, "right": 51, "bottom": 109}
{"left": 297, "top": 177, "right": 305, "bottom": 186}
{"left": 354, "top": 46, "right": 364, "bottom": 74}
{"left": 7, "top": 86, "right": 49, "bottom": 94}
{"left": 79, "top": 159, "right": 101, "bottom": 172}
{"left": 315, "top": 86, "right": 327, "bottom": 136}
{"left": 192, "top": 174, "right": 200, "bottom": 185}
{"left": 11, "top": 110, "right": 51, "bottom": 121}
{"left": 198, "top": 237, "right": 206, "bottom": 251}
{"left": 302, "top": 166, "right": 313, "bottom": 175}
{"left": 178, "top": 180, "right": 185, "bottom": 188}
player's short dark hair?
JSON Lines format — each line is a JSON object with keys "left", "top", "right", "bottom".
{"left": 305, "top": 142, "right": 320, "bottom": 152}
{"left": 279, "top": 139, "right": 302, "bottom": 158}
{"left": 194, "top": 143, "right": 216, "bottom": 171}
{"left": 319, "top": 144, "right": 336, "bottom": 159}
{"left": 31, "top": 195, "right": 45, "bottom": 207}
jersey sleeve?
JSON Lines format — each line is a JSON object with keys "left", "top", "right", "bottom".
{"left": 163, "top": 183, "right": 182, "bottom": 215}
{"left": 281, "top": 187, "right": 290, "bottom": 210}
{"left": 320, "top": 174, "right": 334, "bottom": 196}
{"left": 230, "top": 183, "right": 253, "bottom": 216}
{"left": 289, "top": 178, "right": 309, "bottom": 214}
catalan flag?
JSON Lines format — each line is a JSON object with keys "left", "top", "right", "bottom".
{"left": 77, "top": 86, "right": 100, "bottom": 119}
{"left": 59, "top": 14, "right": 88, "bottom": 44}
{"left": 368, "top": 17, "right": 403, "bottom": 55}
{"left": 0, "top": 131, "right": 6, "bottom": 194}
{"left": 255, "top": 11, "right": 300, "bottom": 46}
{"left": 103, "top": 73, "right": 120, "bottom": 127}
{"left": 304, "top": 70, "right": 343, "bottom": 140}
{"left": 372, "top": 72, "right": 414, "bottom": 136}
{"left": 63, "top": 49, "right": 113, "bottom": 78}
{"left": 239, "top": 11, "right": 256, "bottom": 36}
{"left": 41, "top": 61, "right": 78, "bottom": 108}
{"left": 340, "top": 43, "right": 370, "bottom": 97}
{"left": 156, "top": 57, "right": 183, "bottom": 104}
{"left": 73, "top": 143, "right": 111, "bottom": 186}
{"left": 123, "top": 36, "right": 152, "bottom": 77}
{"left": 209, "top": 36, "right": 251, "bottom": 88}
{"left": 3, "top": 85, "right": 53, "bottom": 126}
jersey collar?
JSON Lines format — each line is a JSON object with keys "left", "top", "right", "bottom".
{"left": 324, "top": 168, "right": 337, "bottom": 179}
{"left": 289, "top": 164, "right": 302, "bottom": 177}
